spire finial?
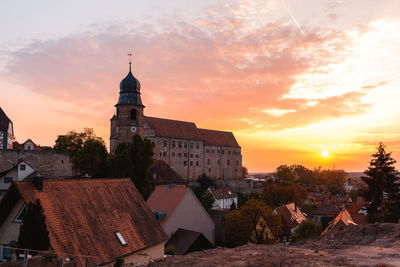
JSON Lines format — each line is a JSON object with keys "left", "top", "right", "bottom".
{"left": 127, "top": 53, "right": 132, "bottom": 72}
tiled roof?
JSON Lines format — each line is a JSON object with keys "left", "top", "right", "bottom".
{"left": 151, "top": 160, "right": 185, "bottom": 185}
{"left": 310, "top": 204, "right": 340, "bottom": 216}
{"left": 147, "top": 185, "right": 189, "bottom": 225}
{"left": 197, "top": 128, "right": 239, "bottom": 147}
{"left": 322, "top": 210, "right": 358, "bottom": 235}
{"left": 0, "top": 107, "right": 12, "bottom": 131}
{"left": 145, "top": 117, "right": 202, "bottom": 140}
{"left": 145, "top": 116, "right": 240, "bottom": 148}
{"left": 165, "top": 228, "right": 213, "bottom": 255}
{"left": 209, "top": 186, "right": 238, "bottom": 200}
{"left": 9, "top": 179, "right": 167, "bottom": 266}
{"left": 275, "top": 202, "right": 306, "bottom": 234}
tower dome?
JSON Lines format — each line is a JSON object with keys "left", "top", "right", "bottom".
{"left": 116, "top": 63, "right": 143, "bottom": 106}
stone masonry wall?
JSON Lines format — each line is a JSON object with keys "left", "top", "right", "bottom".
{"left": 0, "top": 150, "right": 73, "bottom": 178}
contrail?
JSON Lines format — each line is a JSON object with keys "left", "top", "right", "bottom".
{"left": 280, "top": 0, "right": 305, "bottom": 35}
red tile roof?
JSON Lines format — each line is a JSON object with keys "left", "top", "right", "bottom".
{"left": 145, "top": 116, "right": 240, "bottom": 147}
{"left": 310, "top": 204, "right": 340, "bottom": 216}
{"left": 7, "top": 179, "right": 167, "bottom": 266}
{"left": 322, "top": 210, "right": 358, "bottom": 235}
{"left": 275, "top": 202, "right": 306, "bottom": 234}
{"left": 146, "top": 185, "right": 189, "bottom": 225}
{"left": 209, "top": 186, "right": 238, "bottom": 200}
{"left": 151, "top": 160, "right": 185, "bottom": 185}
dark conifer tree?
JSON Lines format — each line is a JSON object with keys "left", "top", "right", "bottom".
{"left": 17, "top": 199, "right": 50, "bottom": 252}
{"left": 362, "top": 143, "right": 400, "bottom": 223}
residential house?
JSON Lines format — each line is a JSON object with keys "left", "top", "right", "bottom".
{"left": 274, "top": 202, "right": 307, "bottom": 242}
{"left": 165, "top": 228, "right": 213, "bottom": 255}
{"left": 346, "top": 203, "right": 367, "bottom": 225}
{"left": 310, "top": 204, "right": 340, "bottom": 229}
{"left": 322, "top": 208, "right": 366, "bottom": 235}
{"left": 0, "top": 160, "right": 39, "bottom": 198}
{"left": 151, "top": 159, "right": 186, "bottom": 186}
{"left": 0, "top": 108, "right": 14, "bottom": 150}
{"left": 209, "top": 185, "right": 238, "bottom": 210}
{"left": 147, "top": 185, "right": 215, "bottom": 249}
{"left": 0, "top": 178, "right": 167, "bottom": 266}
{"left": 20, "top": 139, "right": 41, "bottom": 151}
{"left": 208, "top": 209, "right": 230, "bottom": 246}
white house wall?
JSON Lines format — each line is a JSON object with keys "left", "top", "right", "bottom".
{"left": 163, "top": 190, "right": 215, "bottom": 245}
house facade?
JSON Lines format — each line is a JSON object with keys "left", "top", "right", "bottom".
{"left": 147, "top": 185, "right": 215, "bottom": 246}
{"left": 0, "top": 160, "right": 38, "bottom": 198}
{"left": 209, "top": 186, "right": 238, "bottom": 210}
{"left": 0, "top": 179, "right": 167, "bottom": 266}
{"left": 0, "top": 108, "right": 15, "bottom": 150}
{"left": 110, "top": 63, "right": 242, "bottom": 180}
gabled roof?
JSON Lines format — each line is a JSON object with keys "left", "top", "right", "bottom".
{"left": 209, "top": 186, "right": 238, "bottom": 200}
{"left": 165, "top": 228, "right": 213, "bottom": 255}
{"left": 198, "top": 128, "right": 239, "bottom": 147}
{"left": 322, "top": 210, "right": 358, "bottom": 235}
{"left": 151, "top": 160, "right": 185, "bottom": 185}
{"left": 310, "top": 204, "right": 340, "bottom": 216}
{"left": 0, "top": 160, "right": 32, "bottom": 177}
{"left": 0, "top": 107, "right": 12, "bottom": 131}
{"left": 146, "top": 185, "right": 189, "bottom": 225}
{"left": 145, "top": 116, "right": 240, "bottom": 148}
{"left": 145, "top": 117, "right": 202, "bottom": 140}
{"left": 275, "top": 202, "right": 306, "bottom": 234}
{"left": 1, "top": 179, "right": 167, "bottom": 266}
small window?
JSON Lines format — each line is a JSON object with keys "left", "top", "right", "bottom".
{"left": 190, "top": 154, "right": 193, "bottom": 158}
{"left": 229, "top": 151, "right": 231, "bottom": 155}
{"left": 163, "top": 151, "right": 167, "bottom": 157}
{"left": 196, "top": 143, "right": 200, "bottom": 149}
{"left": 160, "top": 152, "right": 162, "bottom": 157}
{"left": 172, "top": 152, "right": 175, "bottom": 157}
{"left": 196, "top": 154, "right": 199, "bottom": 158}
{"left": 190, "top": 161, "right": 193, "bottom": 166}
{"left": 178, "top": 153, "right": 182, "bottom": 157}
{"left": 172, "top": 141, "right": 176, "bottom": 148}
{"left": 236, "top": 160, "right": 239, "bottom": 166}
{"left": 20, "top": 164, "right": 26, "bottom": 171}
{"left": 163, "top": 140, "right": 167, "bottom": 147}
{"left": 184, "top": 153, "right": 187, "bottom": 157}
{"left": 4, "top": 177, "right": 13, "bottom": 183}
{"left": 221, "top": 150, "right": 224, "bottom": 154}
{"left": 212, "top": 150, "right": 215, "bottom": 153}
{"left": 14, "top": 205, "right": 26, "bottom": 223}
{"left": 184, "top": 142, "right": 188, "bottom": 148}
{"left": 208, "top": 168, "right": 211, "bottom": 172}
{"left": 196, "top": 161, "right": 199, "bottom": 166}
{"left": 218, "top": 159, "right": 220, "bottom": 165}
{"left": 130, "top": 109, "right": 137, "bottom": 120}
{"left": 227, "top": 160, "right": 230, "bottom": 165}
{"left": 207, "top": 159, "right": 210, "bottom": 165}
{"left": 190, "top": 143, "right": 193, "bottom": 149}
{"left": 206, "top": 149, "right": 209, "bottom": 153}
{"left": 115, "top": 232, "right": 127, "bottom": 246}
{"left": 27, "top": 146, "right": 32, "bottom": 150}
{"left": 184, "top": 161, "right": 187, "bottom": 166}
{"left": 61, "top": 160, "right": 64, "bottom": 164}
{"left": 178, "top": 141, "right": 182, "bottom": 148}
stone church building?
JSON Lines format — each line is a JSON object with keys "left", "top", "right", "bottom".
{"left": 110, "top": 63, "right": 242, "bottom": 180}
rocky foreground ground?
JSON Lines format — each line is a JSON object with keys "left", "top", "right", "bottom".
{"left": 148, "top": 223, "right": 400, "bottom": 267}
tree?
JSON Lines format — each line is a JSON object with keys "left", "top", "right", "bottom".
{"left": 192, "top": 174, "right": 216, "bottom": 198}
{"left": 17, "top": 199, "right": 50, "bottom": 252}
{"left": 54, "top": 128, "right": 108, "bottom": 177}
{"left": 242, "top": 166, "right": 248, "bottom": 178}
{"left": 263, "top": 184, "right": 307, "bottom": 208}
{"left": 12, "top": 141, "right": 20, "bottom": 150}
{"left": 275, "top": 165, "right": 296, "bottom": 185}
{"left": 223, "top": 199, "right": 281, "bottom": 247}
{"left": 291, "top": 219, "right": 322, "bottom": 241}
{"left": 361, "top": 143, "right": 400, "bottom": 223}
{"left": 107, "top": 135, "right": 154, "bottom": 199}
{"left": 199, "top": 190, "right": 215, "bottom": 211}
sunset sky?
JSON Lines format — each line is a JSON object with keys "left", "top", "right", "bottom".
{"left": 1, "top": 0, "right": 400, "bottom": 172}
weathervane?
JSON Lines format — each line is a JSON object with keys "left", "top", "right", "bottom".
{"left": 127, "top": 53, "right": 132, "bottom": 71}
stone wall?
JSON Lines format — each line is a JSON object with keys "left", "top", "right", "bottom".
{"left": 0, "top": 150, "right": 73, "bottom": 178}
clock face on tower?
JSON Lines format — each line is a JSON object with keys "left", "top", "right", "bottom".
{"left": 130, "top": 126, "right": 137, "bottom": 133}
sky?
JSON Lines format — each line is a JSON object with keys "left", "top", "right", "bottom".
{"left": 1, "top": 0, "right": 400, "bottom": 172}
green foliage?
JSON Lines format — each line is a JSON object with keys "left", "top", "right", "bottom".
{"left": 192, "top": 174, "right": 216, "bottom": 198}
{"left": 113, "top": 258, "right": 124, "bottom": 267}
{"left": 17, "top": 200, "right": 50, "bottom": 252}
{"left": 275, "top": 165, "right": 296, "bottom": 185}
{"left": 362, "top": 143, "right": 400, "bottom": 223}
{"left": 107, "top": 135, "right": 154, "bottom": 199}
{"left": 230, "top": 201, "right": 237, "bottom": 210}
{"left": 164, "top": 245, "right": 176, "bottom": 255}
{"left": 54, "top": 128, "right": 108, "bottom": 177}
{"left": 237, "top": 192, "right": 261, "bottom": 208}
{"left": 12, "top": 141, "right": 20, "bottom": 150}
{"left": 291, "top": 219, "right": 322, "bottom": 241}
{"left": 223, "top": 199, "right": 281, "bottom": 247}
{"left": 242, "top": 166, "right": 248, "bottom": 178}
{"left": 199, "top": 190, "right": 215, "bottom": 211}
{"left": 263, "top": 184, "right": 307, "bottom": 208}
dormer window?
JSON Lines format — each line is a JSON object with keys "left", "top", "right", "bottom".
{"left": 20, "top": 164, "right": 26, "bottom": 171}
{"left": 130, "top": 109, "right": 137, "bottom": 120}
{"left": 115, "top": 232, "right": 127, "bottom": 246}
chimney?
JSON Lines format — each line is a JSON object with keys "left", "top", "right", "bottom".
{"left": 32, "top": 176, "right": 43, "bottom": 192}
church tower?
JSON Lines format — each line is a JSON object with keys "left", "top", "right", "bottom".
{"left": 110, "top": 60, "right": 145, "bottom": 152}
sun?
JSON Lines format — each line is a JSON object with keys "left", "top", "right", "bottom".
{"left": 322, "top": 150, "right": 329, "bottom": 158}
